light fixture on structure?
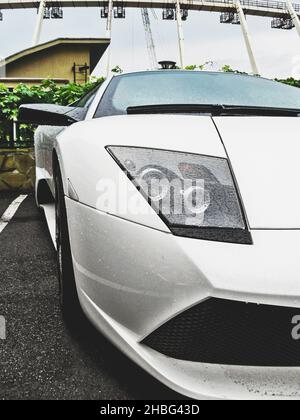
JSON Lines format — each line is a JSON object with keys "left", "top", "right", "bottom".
{"left": 100, "top": 6, "right": 109, "bottom": 18}
{"left": 220, "top": 12, "right": 240, "bottom": 24}
{"left": 231, "top": 13, "right": 241, "bottom": 24}
{"left": 114, "top": 6, "right": 125, "bottom": 18}
{"left": 271, "top": 16, "right": 294, "bottom": 29}
{"left": 174, "top": 8, "right": 188, "bottom": 21}
{"left": 43, "top": 7, "right": 51, "bottom": 19}
{"left": 181, "top": 9, "right": 188, "bottom": 21}
{"left": 162, "top": 8, "right": 175, "bottom": 20}
{"left": 51, "top": 7, "right": 63, "bottom": 19}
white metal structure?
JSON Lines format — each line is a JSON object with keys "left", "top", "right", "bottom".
{"left": 141, "top": 8, "right": 158, "bottom": 70}
{"left": 0, "top": 0, "right": 298, "bottom": 15}
{"left": 32, "top": 0, "right": 46, "bottom": 46}
{"left": 175, "top": 0, "right": 185, "bottom": 68}
{"left": 235, "top": 0, "right": 259, "bottom": 74}
{"left": 286, "top": 0, "right": 300, "bottom": 37}
{"left": 2, "top": 0, "right": 300, "bottom": 74}
{"left": 20, "top": 70, "right": 300, "bottom": 399}
{"left": 105, "top": 0, "right": 113, "bottom": 77}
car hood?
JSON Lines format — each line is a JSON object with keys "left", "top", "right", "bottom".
{"left": 214, "top": 116, "right": 300, "bottom": 229}
{"left": 61, "top": 114, "right": 300, "bottom": 230}
{"left": 57, "top": 114, "right": 226, "bottom": 231}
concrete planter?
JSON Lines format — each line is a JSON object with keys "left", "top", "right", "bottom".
{"left": 0, "top": 148, "right": 35, "bottom": 192}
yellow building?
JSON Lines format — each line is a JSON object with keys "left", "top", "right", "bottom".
{"left": 0, "top": 37, "right": 110, "bottom": 88}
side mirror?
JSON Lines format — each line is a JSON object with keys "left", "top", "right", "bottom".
{"left": 18, "top": 103, "right": 88, "bottom": 126}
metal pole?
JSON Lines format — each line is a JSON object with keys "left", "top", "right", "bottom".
{"left": 141, "top": 8, "right": 158, "bottom": 70}
{"left": 13, "top": 121, "right": 17, "bottom": 145}
{"left": 32, "top": 0, "right": 46, "bottom": 46}
{"left": 175, "top": 0, "right": 185, "bottom": 69}
{"left": 105, "top": 0, "right": 113, "bottom": 78}
{"left": 235, "top": 0, "right": 260, "bottom": 75}
{"left": 286, "top": 0, "right": 300, "bottom": 37}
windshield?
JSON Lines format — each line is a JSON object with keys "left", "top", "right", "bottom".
{"left": 95, "top": 71, "right": 300, "bottom": 117}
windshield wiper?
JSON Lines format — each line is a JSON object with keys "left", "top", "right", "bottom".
{"left": 127, "top": 104, "right": 300, "bottom": 117}
{"left": 127, "top": 104, "right": 224, "bottom": 115}
{"left": 221, "top": 105, "right": 300, "bottom": 117}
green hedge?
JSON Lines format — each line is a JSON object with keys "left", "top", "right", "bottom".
{"left": 275, "top": 77, "right": 300, "bottom": 88}
{"left": 0, "top": 78, "right": 105, "bottom": 147}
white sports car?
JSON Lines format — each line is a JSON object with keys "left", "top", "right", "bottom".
{"left": 19, "top": 70, "right": 300, "bottom": 400}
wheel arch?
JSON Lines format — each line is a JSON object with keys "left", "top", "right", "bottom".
{"left": 36, "top": 179, "right": 54, "bottom": 205}
{"left": 52, "top": 148, "right": 68, "bottom": 197}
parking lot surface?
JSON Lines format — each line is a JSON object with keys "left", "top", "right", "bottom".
{"left": 0, "top": 192, "right": 180, "bottom": 400}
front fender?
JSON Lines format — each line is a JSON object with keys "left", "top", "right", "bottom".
{"left": 55, "top": 114, "right": 226, "bottom": 232}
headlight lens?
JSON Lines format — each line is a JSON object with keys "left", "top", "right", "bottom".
{"left": 107, "top": 146, "right": 252, "bottom": 244}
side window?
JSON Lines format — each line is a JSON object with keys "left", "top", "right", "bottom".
{"left": 73, "top": 87, "right": 99, "bottom": 108}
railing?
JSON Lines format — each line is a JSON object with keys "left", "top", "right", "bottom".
{"left": 201, "top": 0, "right": 289, "bottom": 10}
{"left": 0, "top": 121, "right": 34, "bottom": 149}
{"left": 241, "top": 0, "right": 287, "bottom": 9}
{"left": 241, "top": 0, "right": 300, "bottom": 12}
{"left": 0, "top": 0, "right": 295, "bottom": 9}
{"left": 176, "top": 0, "right": 299, "bottom": 15}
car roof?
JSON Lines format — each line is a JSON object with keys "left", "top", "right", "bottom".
{"left": 113, "top": 69, "right": 266, "bottom": 81}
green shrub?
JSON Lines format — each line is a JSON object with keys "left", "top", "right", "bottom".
{"left": 0, "top": 77, "right": 104, "bottom": 147}
{"left": 275, "top": 77, "right": 300, "bottom": 89}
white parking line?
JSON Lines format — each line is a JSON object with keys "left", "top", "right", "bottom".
{"left": 0, "top": 195, "right": 28, "bottom": 234}
{"left": 0, "top": 316, "right": 6, "bottom": 340}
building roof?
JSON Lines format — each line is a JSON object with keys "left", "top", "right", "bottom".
{"left": 4, "top": 38, "right": 110, "bottom": 73}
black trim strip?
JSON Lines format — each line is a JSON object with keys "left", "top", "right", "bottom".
{"left": 171, "top": 227, "right": 253, "bottom": 244}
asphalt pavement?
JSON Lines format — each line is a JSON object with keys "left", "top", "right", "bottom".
{"left": 0, "top": 192, "right": 181, "bottom": 400}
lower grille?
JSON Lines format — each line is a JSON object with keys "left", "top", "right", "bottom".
{"left": 142, "top": 298, "right": 300, "bottom": 366}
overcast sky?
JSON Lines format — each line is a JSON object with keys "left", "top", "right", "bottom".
{"left": 0, "top": 5, "right": 300, "bottom": 79}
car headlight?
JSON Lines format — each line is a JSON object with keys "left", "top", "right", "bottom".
{"left": 107, "top": 146, "right": 252, "bottom": 244}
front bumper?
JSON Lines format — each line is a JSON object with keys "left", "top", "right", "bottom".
{"left": 78, "top": 288, "right": 300, "bottom": 400}
{"left": 66, "top": 198, "right": 300, "bottom": 399}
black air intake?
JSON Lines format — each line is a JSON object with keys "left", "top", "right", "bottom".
{"left": 142, "top": 298, "right": 300, "bottom": 366}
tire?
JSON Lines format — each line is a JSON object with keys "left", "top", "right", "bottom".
{"left": 54, "top": 163, "right": 81, "bottom": 322}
